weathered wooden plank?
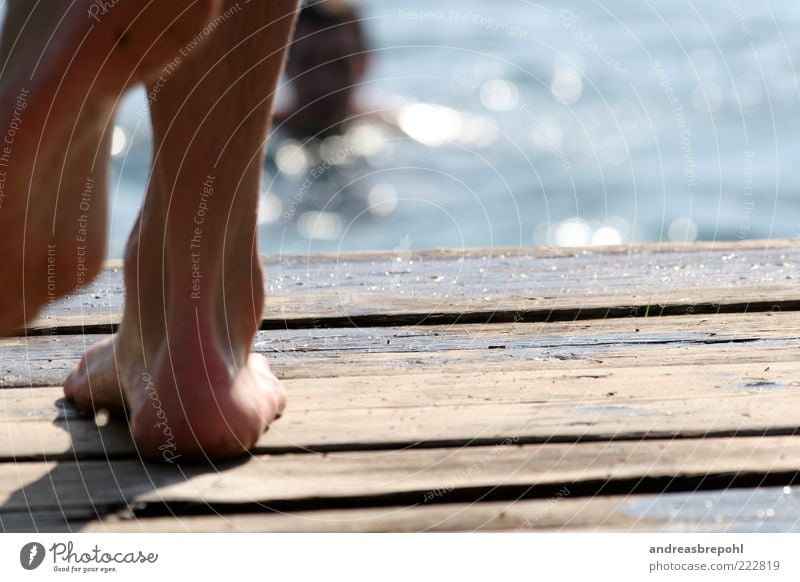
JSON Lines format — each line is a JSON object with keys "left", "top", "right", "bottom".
{"left": 3, "top": 352, "right": 800, "bottom": 459}
{"left": 7, "top": 241, "right": 798, "bottom": 534}
{"left": 12, "top": 486, "right": 794, "bottom": 533}
{"left": 0, "top": 437, "right": 798, "bottom": 523}
{"left": 27, "top": 240, "right": 800, "bottom": 332}
{"left": 3, "top": 310, "right": 800, "bottom": 388}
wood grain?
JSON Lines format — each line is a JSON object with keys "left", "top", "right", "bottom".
{"left": 0, "top": 358, "right": 797, "bottom": 459}
{"left": 6, "top": 486, "right": 799, "bottom": 533}
{"left": 1, "top": 437, "right": 798, "bottom": 525}
{"left": 4, "top": 240, "right": 800, "bottom": 532}
{"left": 27, "top": 240, "right": 800, "bottom": 333}
{"left": 15, "top": 485, "right": 793, "bottom": 533}
{"left": 3, "top": 310, "right": 800, "bottom": 388}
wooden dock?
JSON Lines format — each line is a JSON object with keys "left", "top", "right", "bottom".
{"left": 3, "top": 239, "right": 800, "bottom": 532}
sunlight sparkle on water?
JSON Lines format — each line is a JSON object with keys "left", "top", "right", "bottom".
{"left": 551, "top": 68, "right": 583, "bottom": 105}
{"left": 398, "top": 103, "right": 464, "bottom": 147}
{"left": 480, "top": 79, "right": 519, "bottom": 112}
{"left": 668, "top": 217, "right": 699, "bottom": 242}
{"left": 276, "top": 141, "right": 311, "bottom": 176}
{"left": 368, "top": 183, "right": 399, "bottom": 216}
{"left": 111, "top": 126, "right": 127, "bottom": 157}
{"left": 258, "top": 193, "right": 283, "bottom": 225}
{"left": 555, "top": 218, "right": 592, "bottom": 246}
{"left": 591, "top": 226, "right": 623, "bottom": 246}
{"left": 298, "top": 211, "right": 343, "bottom": 240}
{"left": 345, "top": 122, "right": 388, "bottom": 157}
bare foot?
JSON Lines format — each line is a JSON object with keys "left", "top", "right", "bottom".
{"left": 64, "top": 0, "right": 298, "bottom": 461}
{"left": 65, "top": 192, "right": 288, "bottom": 461}
{"left": 64, "top": 327, "right": 287, "bottom": 462}
{"left": 0, "top": 0, "right": 222, "bottom": 333}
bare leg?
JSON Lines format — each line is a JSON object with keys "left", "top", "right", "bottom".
{"left": 65, "top": 0, "right": 298, "bottom": 461}
{"left": 0, "top": 0, "right": 223, "bottom": 333}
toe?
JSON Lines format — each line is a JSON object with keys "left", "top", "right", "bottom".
{"left": 249, "top": 353, "right": 287, "bottom": 420}
{"left": 63, "top": 337, "right": 127, "bottom": 415}
{"left": 63, "top": 357, "right": 90, "bottom": 409}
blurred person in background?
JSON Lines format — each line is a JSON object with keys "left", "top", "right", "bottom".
{"left": 274, "top": 0, "right": 369, "bottom": 139}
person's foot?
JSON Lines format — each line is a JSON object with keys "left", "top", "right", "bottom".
{"left": 64, "top": 330, "right": 287, "bottom": 462}
{"left": 63, "top": 0, "right": 298, "bottom": 461}
{"left": 0, "top": 0, "right": 222, "bottom": 334}
{"left": 64, "top": 158, "right": 290, "bottom": 462}
{"left": 64, "top": 198, "right": 287, "bottom": 461}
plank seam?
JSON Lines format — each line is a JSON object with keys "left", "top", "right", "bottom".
{"left": 19, "top": 298, "right": 800, "bottom": 336}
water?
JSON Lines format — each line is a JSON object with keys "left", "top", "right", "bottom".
{"left": 622, "top": 486, "right": 800, "bottom": 532}
{"left": 107, "top": 0, "right": 800, "bottom": 258}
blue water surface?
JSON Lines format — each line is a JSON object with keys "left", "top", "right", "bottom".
{"left": 107, "top": 0, "right": 800, "bottom": 257}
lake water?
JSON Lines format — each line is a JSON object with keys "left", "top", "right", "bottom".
{"left": 107, "top": 0, "right": 800, "bottom": 257}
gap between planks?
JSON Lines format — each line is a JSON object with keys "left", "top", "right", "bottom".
{"left": 1, "top": 436, "right": 800, "bottom": 521}
{"left": 6, "top": 485, "right": 795, "bottom": 533}
{"left": 21, "top": 240, "right": 800, "bottom": 335}
{"left": 3, "top": 310, "right": 800, "bottom": 388}
{"left": 3, "top": 312, "right": 800, "bottom": 460}
{"left": 3, "top": 356, "right": 800, "bottom": 460}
